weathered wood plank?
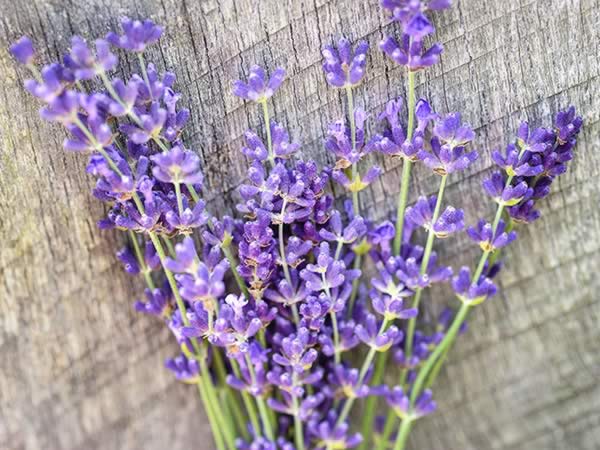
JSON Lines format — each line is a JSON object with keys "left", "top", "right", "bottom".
{"left": 0, "top": 0, "right": 599, "bottom": 449}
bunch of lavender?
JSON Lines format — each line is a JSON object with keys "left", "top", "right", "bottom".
{"left": 10, "top": 2, "right": 582, "bottom": 449}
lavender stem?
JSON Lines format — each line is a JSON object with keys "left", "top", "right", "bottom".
{"left": 392, "top": 71, "right": 416, "bottom": 256}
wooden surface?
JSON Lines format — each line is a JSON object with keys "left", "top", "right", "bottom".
{"left": 1, "top": 0, "right": 599, "bottom": 449}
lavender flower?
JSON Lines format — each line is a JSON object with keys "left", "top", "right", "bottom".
{"left": 417, "top": 113, "right": 478, "bottom": 175}
{"left": 11, "top": 14, "right": 584, "bottom": 450}
{"left": 310, "top": 416, "right": 363, "bottom": 449}
{"left": 385, "top": 386, "right": 437, "bottom": 419}
{"left": 452, "top": 266, "right": 497, "bottom": 305}
{"left": 165, "top": 354, "right": 200, "bottom": 383}
{"left": 106, "top": 17, "right": 163, "bottom": 52}
{"left": 325, "top": 108, "right": 371, "bottom": 168}
{"left": 405, "top": 196, "right": 464, "bottom": 238}
{"left": 380, "top": 35, "right": 443, "bottom": 71}
{"left": 272, "top": 328, "right": 318, "bottom": 374}
{"left": 322, "top": 38, "right": 369, "bottom": 88}
{"left": 381, "top": 1, "right": 452, "bottom": 30}
{"left": 233, "top": 65, "right": 286, "bottom": 102}
{"left": 9, "top": 36, "right": 35, "bottom": 64}
{"left": 356, "top": 314, "right": 402, "bottom": 352}
{"left": 483, "top": 172, "right": 531, "bottom": 206}
{"left": 121, "top": 102, "right": 167, "bottom": 144}
{"left": 555, "top": 106, "right": 583, "bottom": 143}
{"left": 467, "top": 219, "right": 517, "bottom": 252}
{"left": 330, "top": 364, "right": 370, "bottom": 399}
{"left": 150, "top": 145, "right": 204, "bottom": 185}
{"left": 373, "top": 98, "right": 435, "bottom": 160}
{"left": 492, "top": 144, "right": 543, "bottom": 177}
{"left": 24, "top": 63, "right": 68, "bottom": 103}
{"left": 134, "top": 287, "right": 171, "bottom": 317}
{"left": 63, "top": 37, "right": 117, "bottom": 80}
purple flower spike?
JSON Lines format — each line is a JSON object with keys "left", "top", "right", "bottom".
{"left": 467, "top": 219, "right": 517, "bottom": 252}
{"left": 380, "top": 34, "right": 444, "bottom": 72}
{"left": 63, "top": 37, "right": 117, "bottom": 80}
{"left": 405, "top": 196, "right": 464, "bottom": 238}
{"left": 414, "top": 389, "right": 438, "bottom": 418}
{"left": 165, "top": 197, "right": 209, "bottom": 233}
{"left": 492, "top": 144, "right": 544, "bottom": 177}
{"left": 40, "top": 90, "right": 82, "bottom": 126}
{"left": 117, "top": 246, "right": 140, "bottom": 274}
{"left": 319, "top": 211, "right": 367, "bottom": 246}
{"left": 107, "top": 78, "right": 138, "bottom": 116}
{"left": 331, "top": 364, "right": 371, "bottom": 399}
{"left": 373, "top": 98, "right": 434, "bottom": 160}
{"left": 433, "top": 112, "right": 475, "bottom": 147}
{"left": 272, "top": 327, "right": 319, "bottom": 374}
{"left": 356, "top": 313, "right": 402, "bottom": 352}
{"left": 385, "top": 386, "right": 437, "bottom": 420}
{"left": 241, "top": 130, "right": 269, "bottom": 162}
{"left": 121, "top": 101, "right": 167, "bottom": 144}
{"left": 325, "top": 108, "right": 371, "bottom": 168}
{"left": 483, "top": 172, "right": 531, "bottom": 206}
{"left": 418, "top": 135, "right": 478, "bottom": 176}
{"left": 322, "top": 38, "right": 369, "bottom": 88}
{"left": 555, "top": 106, "right": 583, "bottom": 144}
{"left": 165, "top": 236, "right": 198, "bottom": 273}
{"left": 242, "top": 122, "right": 300, "bottom": 162}
{"left": 311, "top": 416, "right": 363, "bottom": 449}
{"left": 164, "top": 354, "right": 200, "bottom": 383}
{"left": 24, "top": 63, "right": 68, "bottom": 103}
{"left": 332, "top": 166, "right": 382, "bottom": 193}
{"left": 150, "top": 145, "right": 204, "bottom": 185}
{"left": 233, "top": 65, "right": 286, "bottom": 102}
{"left": 372, "top": 291, "right": 417, "bottom": 321}
{"left": 508, "top": 199, "right": 541, "bottom": 224}
{"left": 433, "top": 206, "right": 465, "bottom": 237}
{"left": 452, "top": 266, "right": 497, "bottom": 305}
{"left": 385, "top": 386, "right": 411, "bottom": 419}
{"left": 106, "top": 17, "right": 163, "bottom": 52}
{"left": 381, "top": 1, "right": 451, "bottom": 33}
{"left": 134, "top": 287, "right": 171, "bottom": 317}
{"left": 10, "top": 36, "right": 35, "bottom": 65}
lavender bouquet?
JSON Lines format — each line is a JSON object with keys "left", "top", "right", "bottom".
{"left": 10, "top": 1, "right": 583, "bottom": 449}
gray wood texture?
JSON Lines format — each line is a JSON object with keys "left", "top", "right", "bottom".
{"left": 1, "top": 0, "right": 599, "bottom": 449}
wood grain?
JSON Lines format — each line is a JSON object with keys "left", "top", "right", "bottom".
{"left": 1, "top": 0, "right": 599, "bottom": 449}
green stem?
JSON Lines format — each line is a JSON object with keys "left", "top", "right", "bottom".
{"left": 424, "top": 340, "right": 451, "bottom": 389}
{"left": 392, "top": 71, "right": 416, "bottom": 256}
{"left": 200, "top": 360, "right": 237, "bottom": 450}
{"left": 71, "top": 99, "right": 233, "bottom": 450}
{"left": 359, "top": 351, "right": 388, "bottom": 450}
{"left": 334, "top": 240, "right": 344, "bottom": 261}
{"left": 336, "top": 319, "right": 389, "bottom": 426}
{"left": 196, "top": 379, "right": 226, "bottom": 450}
{"left": 261, "top": 100, "right": 274, "bottom": 168}
{"left": 410, "top": 303, "right": 470, "bottom": 404}
{"left": 392, "top": 418, "right": 414, "bottom": 450}
{"left": 346, "top": 253, "right": 362, "bottom": 318}
{"left": 222, "top": 245, "right": 250, "bottom": 298}
{"left": 376, "top": 414, "right": 397, "bottom": 450}
{"left": 174, "top": 181, "right": 184, "bottom": 216}
{"left": 129, "top": 230, "right": 155, "bottom": 289}
{"left": 232, "top": 360, "right": 261, "bottom": 436}
{"left": 245, "top": 354, "right": 275, "bottom": 440}
{"left": 346, "top": 86, "right": 360, "bottom": 215}
{"left": 401, "top": 175, "right": 448, "bottom": 380}
{"left": 278, "top": 199, "right": 292, "bottom": 285}
{"left": 292, "top": 373, "right": 305, "bottom": 450}
{"left": 322, "top": 272, "right": 340, "bottom": 364}
{"left": 137, "top": 53, "right": 152, "bottom": 98}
